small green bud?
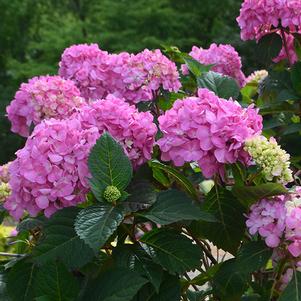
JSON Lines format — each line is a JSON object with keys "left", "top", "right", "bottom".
{"left": 103, "top": 185, "right": 121, "bottom": 203}
{"left": 0, "top": 182, "right": 11, "bottom": 203}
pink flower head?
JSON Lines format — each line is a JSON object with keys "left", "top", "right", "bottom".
{"left": 4, "top": 118, "right": 99, "bottom": 220}
{"left": 182, "top": 44, "right": 246, "bottom": 87}
{"left": 59, "top": 45, "right": 181, "bottom": 103}
{"left": 6, "top": 75, "right": 84, "bottom": 137}
{"left": 157, "top": 88, "right": 262, "bottom": 178}
{"left": 59, "top": 44, "right": 110, "bottom": 101}
{"left": 246, "top": 196, "right": 287, "bottom": 248}
{"left": 117, "top": 49, "right": 181, "bottom": 103}
{"left": 237, "top": 0, "right": 301, "bottom": 63}
{"left": 76, "top": 94, "right": 157, "bottom": 168}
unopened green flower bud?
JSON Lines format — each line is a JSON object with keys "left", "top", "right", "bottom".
{"left": 245, "top": 135, "right": 293, "bottom": 184}
{"left": 0, "top": 182, "right": 11, "bottom": 203}
{"left": 103, "top": 185, "right": 121, "bottom": 203}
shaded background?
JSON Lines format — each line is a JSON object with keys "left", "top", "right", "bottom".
{"left": 0, "top": 0, "right": 259, "bottom": 164}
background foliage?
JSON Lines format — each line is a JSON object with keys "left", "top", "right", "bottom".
{"left": 0, "top": 0, "right": 259, "bottom": 164}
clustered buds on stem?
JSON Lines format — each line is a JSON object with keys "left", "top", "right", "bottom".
{"left": 103, "top": 186, "right": 121, "bottom": 203}
{"left": 245, "top": 135, "right": 293, "bottom": 184}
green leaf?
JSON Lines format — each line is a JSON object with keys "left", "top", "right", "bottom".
{"left": 213, "top": 259, "right": 249, "bottom": 301}
{"left": 143, "top": 189, "right": 216, "bottom": 225}
{"left": 232, "top": 183, "right": 287, "bottom": 207}
{"left": 150, "top": 160, "right": 198, "bottom": 200}
{"left": 279, "top": 271, "right": 301, "bottom": 301}
{"left": 0, "top": 270, "right": 9, "bottom": 301}
{"left": 34, "top": 261, "right": 79, "bottom": 301}
{"left": 191, "top": 186, "right": 245, "bottom": 254}
{"left": 123, "top": 180, "right": 157, "bottom": 213}
{"left": 189, "top": 264, "right": 221, "bottom": 286}
{"left": 88, "top": 132, "right": 133, "bottom": 201}
{"left": 75, "top": 204, "right": 125, "bottom": 252}
{"left": 7, "top": 260, "right": 37, "bottom": 301}
{"left": 140, "top": 228, "right": 202, "bottom": 275}
{"left": 236, "top": 241, "right": 272, "bottom": 274}
{"left": 150, "top": 274, "right": 181, "bottom": 301}
{"left": 80, "top": 268, "right": 148, "bottom": 301}
{"left": 114, "top": 244, "right": 163, "bottom": 293}
{"left": 291, "top": 62, "right": 301, "bottom": 96}
{"left": 257, "top": 33, "right": 282, "bottom": 64}
{"left": 17, "top": 216, "right": 45, "bottom": 232}
{"left": 33, "top": 207, "right": 94, "bottom": 268}
{"left": 182, "top": 55, "right": 212, "bottom": 77}
{"left": 197, "top": 71, "right": 240, "bottom": 99}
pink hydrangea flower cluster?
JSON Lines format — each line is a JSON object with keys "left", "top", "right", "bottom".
{"left": 59, "top": 44, "right": 181, "bottom": 103}
{"left": 58, "top": 44, "right": 110, "bottom": 100}
{"left": 237, "top": 0, "right": 301, "bottom": 64}
{"left": 6, "top": 75, "right": 84, "bottom": 137}
{"left": 76, "top": 94, "right": 157, "bottom": 168}
{"left": 4, "top": 118, "right": 99, "bottom": 220}
{"left": 247, "top": 187, "right": 301, "bottom": 258}
{"left": 181, "top": 44, "right": 246, "bottom": 87}
{"left": 157, "top": 88, "right": 262, "bottom": 178}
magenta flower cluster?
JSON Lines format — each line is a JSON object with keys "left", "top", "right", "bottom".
{"left": 4, "top": 118, "right": 99, "bottom": 220}
{"left": 6, "top": 75, "right": 84, "bottom": 137}
{"left": 59, "top": 44, "right": 181, "bottom": 103}
{"left": 76, "top": 94, "right": 158, "bottom": 168}
{"left": 181, "top": 44, "right": 246, "bottom": 87}
{"left": 247, "top": 187, "right": 301, "bottom": 258}
{"left": 157, "top": 88, "right": 262, "bottom": 178}
{"left": 237, "top": 0, "right": 301, "bottom": 63}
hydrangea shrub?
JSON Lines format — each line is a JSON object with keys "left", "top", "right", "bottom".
{"left": 2, "top": 0, "right": 301, "bottom": 300}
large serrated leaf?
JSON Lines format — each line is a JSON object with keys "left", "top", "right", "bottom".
{"left": 143, "top": 189, "right": 216, "bottom": 225}
{"left": 88, "top": 132, "right": 133, "bottom": 201}
{"left": 123, "top": 180, "right": 157, "bottom": 213}
{"left": 114, "top": 244, "right": 163, "bottom": 293}
{"left": 140, "top": 228, "right": 202, "bottom": 275}
{"left": 232, "top": 183, "right": 287, "bottom": 207}
{"left": 182, "top": 54, "right": 212, "bottom": 77}
{"left": 34, "top": 261, "right": 79, "bottom": 301}
{"left": 75, "top": 204, "right": 125, "bottom": 252}
{"left": 191, "top": 186, "right": 245, "bottom": 254}
{"left": 197, "top": 71, "right": 240, "bottom": 99}
{"left": 80, "top": 267, "right": 148, "bottom": 301}
{"left": 236, "top": 241, "right": 272, "bottom": 274}
{"left": 213, "top": 259, "right": 249, "bottom": 301}
{"left": 279, "top": 271, "right": 301, "bottom": 301}
{"left": 7, "top": 260, "right": 37, "bottom": 301}
{"left": 33, "top": 207, "right": 94, "bottom": 268}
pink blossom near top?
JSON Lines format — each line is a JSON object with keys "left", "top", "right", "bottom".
{"left": 76, "top": 94, "right": 158, "bottom": 168}
{"left": 237, "top": 0, "right": 301, "bottom": 64}
{"left": 4, "top": 118, "right": 99, "bottom": 220}
{"left": 116, "top": 49, "right": 181, "bottom": 103}
{"left": 157, "top": 88, "right": 262, "bottom": 178}
{"left": 59, "top": 44, "right": 181, "bottom": 103}
{"left": 6, "top": 75, "right": 84, "bottom": 137}
{"left": 59, "top": 43, "right": 111, "bottom": 100}
{"left": 181, "top": 44, "right": 246, "bottom": 87}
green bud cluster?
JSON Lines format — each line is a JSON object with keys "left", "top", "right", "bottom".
{"left": 103, "top": 185, "right": 121, "bottom": 203}
{"left": 0, "top": 182, "right": 11, "bottom": 203}
{"left": 245, "top": 135, "right": 293, "bottom": 184}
